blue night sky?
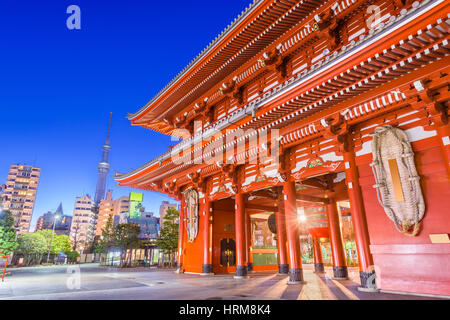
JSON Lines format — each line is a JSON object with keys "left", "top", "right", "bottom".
{"left": 0, "top": 0, "right": 251, "bottom": 230}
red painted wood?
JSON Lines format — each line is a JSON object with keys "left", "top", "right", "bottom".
{"left": 313, "top": 238, "right": 323, "bottom": 265}
{"left": 203, "top": 199, "right": 212, "bottom": 266}
{"left": 370, "top": 244, "right": 450, "bottom": 296}
{"left": 437, "top": 124, "right": 450, "bottom": 181}
{"left": 235, "top": 193, "right": 246, "bottom": 268}
{"left": 357, "top": 134, "right": 450, "bottom": 295}
{"left": 327, "top": 198, "right": 347, "bottom": 268}
{"left": 344, "top": 146, "right": 374, "bottom": 273}
{"left": 177, "top": 197, "right": 185, "bottom": 267}
{"left": 183, "top": 200, "right": 205, "bottom": 273}
{"left": 283, "top": 181, "right": 302, "bottom": 270}
{"left": 252, "top": 265, "right": 278, "bottom": 272}
{"left": 245, "top": 211, "right": 253, "bottom": 266}
{"left": 211, "top": 205, "right": 236, "bottom": 274}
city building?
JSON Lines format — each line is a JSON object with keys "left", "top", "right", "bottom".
{"left": 115, "top": 0, "right": 450, "bottom": 297}
{"left": 70, "top": 194, "right": 93, "bottom": 252}
{"left": 0, "top": 164, "right": 41, "bottom": 235}
{"left": 159, "top": 201, "right": 178, "bottom": 228}
{"left": 36, "top": 204, "right": 73, "bottom": 235}
{"left": 95, "top": 190, "right": 130, "bottom": 236}
{"left": 127, "top": 211, "right": 159, "bottom": 241}
{"left": 88, "top": 113, "right": 113, "bottom": 243}
{"left": 56, "top": 215, "right": 72, "bottom": 236}
{"left": 35, "top": 215, "right": 45, "bottom": 231}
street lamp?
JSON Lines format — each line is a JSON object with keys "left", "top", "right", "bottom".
{"left": 47, "top": 214, "right": 61, "bottom": 263}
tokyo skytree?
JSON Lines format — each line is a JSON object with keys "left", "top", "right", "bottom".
{"left": 88, "top": 112, "right": 112, "bottom": 243}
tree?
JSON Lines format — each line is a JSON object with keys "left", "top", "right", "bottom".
{"left": 114, "top": 223, "right": 140, "bottom": 267}
{"left": 35, "top": 230, "right": 73, "bottom": 255}
{"left": 97, "top": 215, "right": 116, "bottom": 253}
{"left": 155, "top": 208, "right": 179, "bottom": 267}
{"left": 66, "top": 250, "right": 79, "bottom": 263}
{"left": 16, "top": 233, "right": 47, "bottom": 265}
{"left": 70, "top": 221, "right": 82, "bottom": 251}
{"left": 52, "top": 234, "right": 72, "bottom": 255}
{"left": 93, "top": 241, "right": 105, "bottom": 254}
{"left": 0, "top": 210, "right": 18, "bottom": 256}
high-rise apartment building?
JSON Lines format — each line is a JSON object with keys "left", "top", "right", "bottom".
{"left": 0, "top": 164, "right": 41, "bottom": 235}
{"left": 36, "top": 205, "right": 72, "bottom": 235}
{"left": 95, "top": 190, "right": 130, "bottom": 236}
{"left": 69, "top": 194, "right": 93, "bottom": 252}
{"left": 36, "top": 211, "right": 54, "bottom": 231}
{"left": 159, "top": 201, "right": 178, "bottom": 228}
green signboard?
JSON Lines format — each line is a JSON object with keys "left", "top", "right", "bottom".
{"left": 128, "top": 192, "right": 144, "bottom": 218}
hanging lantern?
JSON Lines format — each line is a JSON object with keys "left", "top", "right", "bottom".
{"left": 267, "top": 213, "right": 277, "bottom": 234}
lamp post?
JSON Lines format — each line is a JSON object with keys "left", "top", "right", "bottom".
{"left": 47, "top": 214, "right": 60, "bottom": 263}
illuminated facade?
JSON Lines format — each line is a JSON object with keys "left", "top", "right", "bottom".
{"left": 116, "top": 0, "right": 450, "bottom": 297}
{"left": 159, "top": 201, "right": 178, "bottom": 228}
{"left": 0, "top": 164, "right": 41, "bottom": 235}
{"left": 70, "top": 194, "right": 93, "bottom": 252}
{"left": 35, "top": 206, "right": 72, "bottom": 236}
{"left": 95, "top": 190, "right": 130, "bottom": 236}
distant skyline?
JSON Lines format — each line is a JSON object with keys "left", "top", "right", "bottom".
{"left": 0, "top": 0, "right": 251, "bottom": 231}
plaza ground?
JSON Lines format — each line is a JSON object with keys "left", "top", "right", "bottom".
{"left": 0, "top": 264, "right": 445, "bottom": 300}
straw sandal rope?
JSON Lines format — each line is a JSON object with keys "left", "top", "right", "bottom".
{"left": 370, "top": 125, "right": 425, "bottom": 236}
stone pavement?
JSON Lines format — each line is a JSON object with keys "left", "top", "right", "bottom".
{"left": 0, "top": 263, "right": 445, "bottom": 300}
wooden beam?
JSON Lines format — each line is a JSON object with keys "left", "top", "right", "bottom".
{"left": 248, "top": 189, "right": 278, "bottom": 199}
{"left": 296, "top": 194, "right": 330, "bottom": 204}
{"left": 298, "top": 178, "right": 329, "bottom": 190}
{"left": 245, "top": 204, "right": 278, "bottom": 212}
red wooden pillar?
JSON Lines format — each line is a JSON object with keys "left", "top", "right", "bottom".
{"left": 177, "top": 197, "right": 185, "bottom": 273}
{"left": 436, "top": 124, "right": 450, "bottom": 181}
{"left": 327, "top": 198, "right": 348, "bottom": 279}
{"left": 202, "top": 198, "right": 213, "bottom": 275}
{"left": 234, "top": 193, "right": 247, "bottom": 278}
{"left": 343, "top": 146, "right": 375, "bottom": 290}
{"left": 276, "top": 199, "right": 288, "bottom": 275}
{"left": 245, "top": 211, "right": 253, "bottom": 272}
{"left": 313, "top": 237, "right": 324, "bottom": 273}
{"left": 283, "top": 180, "right": 304, "bottom": 284}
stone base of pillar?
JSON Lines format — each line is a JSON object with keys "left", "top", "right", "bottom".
{"left": 287, "top": 268, "right": 304, "bottom": 285}
{"left": 357, "top": 271, "right": 379, "bottom": 292}
{"left": 202, "top": 264, "right": 212, "bottom": 273}
{"left": 314, "top": 263, "right": 325, "bottom": 273}
{"left": 200, "top": 264, "right": 213, "bottom": 275}
{"left": 233, "top": 265, "right": 249, "bottom": 279}
{"left": 278, "top": 264, "right": 289, "bottom": 275}
{"left": 247, "top": 263, "right": 253, "bottom": 272}
{"left": 332, "top": 266, "right": 349, "bottom": 280}
{"left": 175, "top": 263, "right": 184, "bottom": 274}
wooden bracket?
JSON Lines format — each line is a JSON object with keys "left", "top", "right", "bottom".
{"left": 187, "top": 171, "right": 207, "bottom": 194}
{"left": 407, "top": 78, "right": 449, "bottom": 126}
{"left": 316, "top": 8, "right": 341, "bottom": 50}
{"left": 322, "top": 113, "right": 350, "bottom": 153}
